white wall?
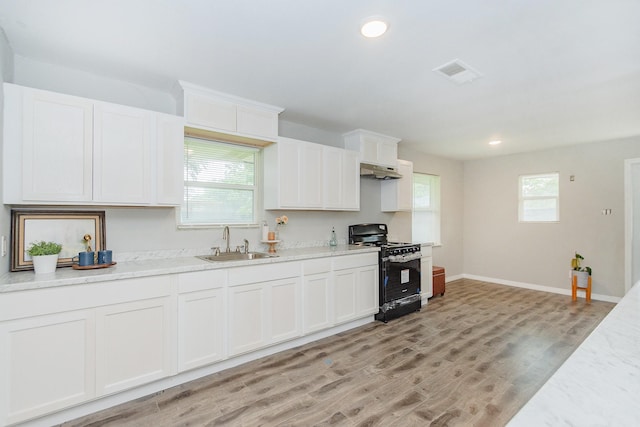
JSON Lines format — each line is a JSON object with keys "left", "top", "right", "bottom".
{"left": 464, "top": 136, "right": 640, "bottom": 298}
{"left": 13, "top": 55, "right": 175, "bottom": 114}
{"left": 0, "top": 30, "right": 13, "bottom": 274}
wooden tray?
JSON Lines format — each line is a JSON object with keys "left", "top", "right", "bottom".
{"left": 72, "top": 262, "right": 117, "bottom": 270}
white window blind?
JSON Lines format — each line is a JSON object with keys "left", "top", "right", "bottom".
{"left": 181, "top": 137, "right": 258, "bottom": 226}
{"left": 519, "top": 173, "right": 559, "bottom": 222}
{"left": 412, "top": 173, "right": 441, "bottom": 244}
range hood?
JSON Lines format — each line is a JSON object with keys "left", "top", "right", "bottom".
{"left": 360, "top": 162, "right": 402, "bottom": 180}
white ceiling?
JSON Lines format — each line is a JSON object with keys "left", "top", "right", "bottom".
{"left": 0, "top": 0, "right": 639, "bottom": 160}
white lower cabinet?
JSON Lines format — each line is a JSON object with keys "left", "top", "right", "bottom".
{"left": 227, "top": 263, "right": 301, "bottom": 356}
{"left": 333, "top": 253, "right": 379, "bottom": 324}
{"left": 0, "top": 310, "right": 95, "bottom": 425}
{"left": 177, "top": 270, "right": 227, "bottom": 372}
{"left": 302, "top": 259, "right": 333, "bottom": 334}
{"left": 95, "top": 296, "right": 175, "bottom": 396}
{"left": 421, "top": 245, "right": 434, "bottom": 300}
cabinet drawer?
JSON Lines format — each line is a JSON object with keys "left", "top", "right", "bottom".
{"left": 303, "top": 258, "right": 332, "bottom": 275}
{"left": 332, "top": 253, "right": 378, "bottom": 271}
{"left": 228, "top": 262, "right": 300, "bottom": 286}
{"left": 178, "top": 270, "right": 227, "bottom": 293}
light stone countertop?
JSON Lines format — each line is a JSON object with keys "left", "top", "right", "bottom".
{"left": 0, "top": 245, "right": 379, "bottom": 293}
{"left": 507, "top": 281, "right": 640, "bottom": 426}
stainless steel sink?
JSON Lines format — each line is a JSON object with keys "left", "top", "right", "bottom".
{"left": 197, "top": 252, "right": 277, "bottom": 262}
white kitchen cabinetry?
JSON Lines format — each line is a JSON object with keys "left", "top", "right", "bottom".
{"left": 323, "top": 146, "right": 360, "bottom": 210}
{"left": 302, "top": 259, "right": 333, "bottom": 334}
{"left": 264, "top": 136, "right": 323, "bottom": 209}
{"left": 177, "top": 81, "right": 283, "bottom": 141}
{"left": 332, "top": 253, "right": 379, "bottom": 324}
{"left": 343, "top": 128, "right": 400, "bottom": 168}
{"left": 93, "top": 102, "right": 152, "bottom": 204}
{"left": 4, "top": 83, "right": 94, "bottom": 203}
{"left": 420, "top": 244, "right": 434, "bottom": 302}
{"left": 95, "top": 296, "right": 175, "bottom": 396}
{"left": 2, "top": 83, "right": 184, "bottom": 206}
{"left": 0, "top": 310, "right": 95, "bottom": 425}
{"left": 381, "top": 159, "right": 414, "bottom": 212}
{"left": 264, "top": 137, "right": 360, "bottom": 211}
{"left": 0, "top": 275, "right": 176, "bottom": 425}
{"left": 177, "top": 270, "right": 227, "bottom": 372}
{"left": 227, "top": 262, "right": 301, "bottom": 356}
{"left": 155, "top": 113, "right": 186, "bottom": 205}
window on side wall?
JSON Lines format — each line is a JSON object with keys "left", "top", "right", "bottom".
{"left": 412, "top": 173, "right": 441, "bottom": 244}
{"left": 518, "top": 172, "right": 559, "bottom": 222}
{"left": 180, "top": 136, "right": 259, "bottom": 227}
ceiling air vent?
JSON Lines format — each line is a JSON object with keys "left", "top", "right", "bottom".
{"left": 433, "top": 59, "right": 482, "bottom": 84}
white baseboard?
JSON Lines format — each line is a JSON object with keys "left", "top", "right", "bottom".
{"left": 460, "top": 274, "right": 621, "bottom": 303}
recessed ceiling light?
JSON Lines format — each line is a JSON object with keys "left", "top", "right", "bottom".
{"left": 489, "top": 140, "right": 502, "bottom": 146}
{"left": 361, "top": 19, "right": 388, "bottom": 38}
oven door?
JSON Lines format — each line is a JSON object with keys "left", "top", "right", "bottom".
{"left": 381, "top": 257, "right": 421, "bottom": 302}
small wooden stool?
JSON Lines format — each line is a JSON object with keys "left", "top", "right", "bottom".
{"left": 571, "top": 274, "right": 592, "bottom": 302}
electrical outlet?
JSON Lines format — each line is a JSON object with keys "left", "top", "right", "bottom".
{"left": 1, "top": 236, "right": 6, "bottom": 257}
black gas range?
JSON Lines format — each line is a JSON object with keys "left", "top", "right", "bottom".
{"left": 349, "top": 224, "right": 422, "bottom": 322}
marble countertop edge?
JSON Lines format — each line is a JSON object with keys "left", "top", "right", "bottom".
{"left": 0, "top": 245, "right": 380, "bottom": 293}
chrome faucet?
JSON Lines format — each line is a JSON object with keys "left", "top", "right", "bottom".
{"left": 223, "top": 226, "right": 230, "bottom": 253}
{"left": 243, "top": 238, "right": 249, "bottom": 254}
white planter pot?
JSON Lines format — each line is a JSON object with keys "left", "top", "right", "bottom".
{"left": 32, "top": 254, "right": 59, "bottom": 274}
{"left": 572, "top": 270, "right": 590, "bottom": 287}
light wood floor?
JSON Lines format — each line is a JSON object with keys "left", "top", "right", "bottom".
{"left": 62, "top": 279, "right": 614, "bottom": 427}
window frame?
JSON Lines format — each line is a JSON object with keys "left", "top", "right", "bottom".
{"left": 412, "top": 172, "right": 441, "bottom": 245}
{"left": 177, "top": 136, "right": 263, "bottom": 229}
{"left": 518, "top": 172, "right": 560, "bottom": 223}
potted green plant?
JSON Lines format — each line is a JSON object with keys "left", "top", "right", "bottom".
{"left": 571, "top": 252, "right": 592, "bottom": 287}
{"left": 27, "top": 241, "right": 62, "bottom": 274}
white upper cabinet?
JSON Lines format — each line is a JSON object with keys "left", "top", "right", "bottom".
{"left": 265, "top": 137, "right": 360, "bottom": 211}
{"left": 155, "top": 113, "right": 186, "bottom": 205}
{"left": 264, "top": 137, "right": 323, "bottom": 210}
{"left": 176, "top": 81, "right": 282, "bottom": 142}
{"left": 93, "top": 102, "right": 153, "bottom": 204}
{"left": 381, "top": 159, "right": 414, "bottom": 212}
{"left": 4, "top": 84, "right": 94, "bottom": 203}
{"left": 2, "top": 83, "right": 184, "bottom": 206}
{"left": 343, "top": 129, "right": 400, "bottom": 168}
{"left": 323, "top": 146, "right": 360, "bottom": 211}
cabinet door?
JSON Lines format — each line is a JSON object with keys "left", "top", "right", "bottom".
{"left": 184, "top": 91, "right": 236, "bottom": 133}
{"left": 355, "top": 265, "right": 379, "bottom": 316}
{"left": 95, "top": 296, "right": 175, "bottom": 396}
{"left": 421, "top": 256, "right": 434, "bottom": 300}
{"left": 323, "top": 146, "right": 343, "bottom": 209}
{"left": 275, "top": 138, "right": 301, "bottom": 207}
{"left": 342, "top": 149, "right": 360, "bottom": 210}
{"left": 381, "top": 159, "right": 413, "bottom": 212}
{"left": 303, "top": 272, "right": 332, "bottom": 333}
{"left": 21, "top": 86, "right": 93, "bottom": 202}
{"left": 178, "top": 288, "right": 225, "bottom": 372}
{"left": 93, "top": 102, "right": 152, "bottom": 204}
{"left": 269, "top": 277, "right": 301, "bottom": 344}
{"left": 377, "top": 140, "right": 399, "bottom": 167}
{"left": 334, "top": 269, "right": 357, "bottom": 324}
{"left": 228, "top": 283, "right": 267, "bottom": 356}
{"left": 0, "top": 310, "right": 95, "bottom": 425}
{"left": 155, "top": 113, "right": 184, "bottom": 205}
{"left": 300, "top": 142, "right": 323, "bottom": 208}
{"left": 236, "top": 106, "right": 278, "bottom": 140}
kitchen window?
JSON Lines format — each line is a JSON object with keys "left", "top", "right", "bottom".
{"left": 519, "top": 172, "right": 559, "bottom": 222}
{"left": 180, "top": 136, "right": 259, "bottom": 226}
{"left": 412, "top": 173, "right": 441, "bottom": 244}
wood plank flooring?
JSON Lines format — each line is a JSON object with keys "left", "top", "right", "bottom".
{"left": 62, "top": 279, "right": 614, "bottom": 427}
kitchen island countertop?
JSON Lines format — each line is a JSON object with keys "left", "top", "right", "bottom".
{"left": 507, "top": 280, "right": 640, "bottom": 426}
{"left": 0, "top": 245, "right": 379, "bottom": 293}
